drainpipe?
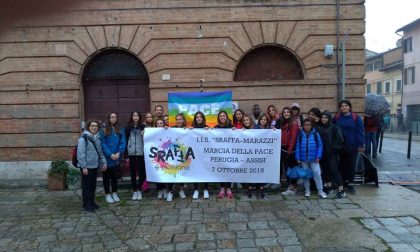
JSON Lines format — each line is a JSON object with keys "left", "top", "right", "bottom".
{"left": 336, "top": 0, "right": 341, "bottom": 102}
{"left": 395, "top": 30, "right": 404, "bottom": 127}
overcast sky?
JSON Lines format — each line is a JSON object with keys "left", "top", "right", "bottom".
{"left": 365, "top": 0, "right": 419, "bottom": 53}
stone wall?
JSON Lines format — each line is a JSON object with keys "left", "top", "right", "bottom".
{"left": 0, "top": 0, "right": 366, "bottom": 166}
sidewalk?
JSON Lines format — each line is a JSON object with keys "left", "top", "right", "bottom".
{"left": 0, "top": 183, "right": 419, "bottom": 251}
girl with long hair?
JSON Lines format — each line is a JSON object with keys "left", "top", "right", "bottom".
{"left": 191, "top": 111, "right": 210, "bottom": 199}
{"left": 125, "top": 111, "right": 146, "bottom": 201}
{"left": 144, "top": 112, "right": 154, "bottom": 127}
{"left": 100, "top": 112, "right": 126, "bottom": 204}
{"left": 233, "top": 109, "right": 245, "bottom": 129}
{"left": 166, "top": 113, "right": 187, "bottom": 202}
{"left": 214, "top": 110, "right": 234, "bottom": 198}
{"left": 266, "top": 104, "right": 279, "bottom": 127}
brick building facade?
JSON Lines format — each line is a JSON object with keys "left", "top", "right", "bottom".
{"left": 0, "top": 0, "right": 365, "bottom": 182}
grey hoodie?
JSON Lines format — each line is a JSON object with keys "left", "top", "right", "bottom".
{"left": 77, "top": 130, "right": 107, "bottom": 169}
{"left": 126, "top": 127, "right": 144, "bottom": 156}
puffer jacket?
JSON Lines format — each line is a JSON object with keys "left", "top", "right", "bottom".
{"left": 295, "top": 128, "right": 323, "bottom": 162}
{"left": 77, "top": 130, "right": 107, "bottom": 169}
{"left": 100, "top": 127, "right": 126, "bottom": 167}
{"left": 125, "top": 125, "right": 144, "bottom": 156}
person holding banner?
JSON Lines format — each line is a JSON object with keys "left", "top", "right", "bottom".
{"left": 166, "top": 113, "right": 187, "bottom": 202}
{"left": 275, "top": 107, "right": 299, "bottom": 194}
{"left": 144, "top": 112, "right": 155, "bottom": 128}
{"left": 214, "top": 110, "right": 234, "bottom": 198}
{"left": 233, "top": 109, "right": 245, "bottom": 129}
{"left": 242, "top": 114, "right": 266, "bottom": 198}
{"left": 125, "top": 111, "right": 146, "bottom": 201}
{"left": 191, "top": 111, "right": 211, "bottom": 199}
{"left": 154, "top": 119, "right": 169, "bottom": 199}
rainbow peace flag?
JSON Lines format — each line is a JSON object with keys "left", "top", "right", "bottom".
{"left": 168, "top": 91, "right": 233, "bottom": 127}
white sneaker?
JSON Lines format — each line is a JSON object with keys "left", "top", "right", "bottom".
{"left": 167, "top": 192, "right": 173, "bottom": 202}
{"left": 203, "top": 190, "right": 210, "bottom": 199}
{"left": 305, "top": 191, "right": 311, "bottom": 197}
{"left": 162, "top": 189, "right": 168, "bottom": 198}
{"left": 318, "top": 191, "right": 327, "bottom": 199}
{"left": 112, "top": 193, "right": 120, "bottom": 202}
{"left": 179, "top": 190, "right": 186, "bottom": 199}
{"left": 137, "top": 191, "right": 142, "bottom": 200}
{"left": 105, "top": 194, "right": 115, "bottom": 204}
{"left": 157, "top": 190, "right": 163, "bottom": 199}
{"left": 192, "top": 190, "right": 199, "bottom": 199}
{"left": 282, "top": 189, "right": 296, "bottom": 196}
{"left": 132, "top": 191, "right": 138, "bottom": 201}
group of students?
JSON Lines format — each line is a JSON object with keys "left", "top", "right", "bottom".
{"left": 77, "top": 100, "right": 366, "bottom": 212}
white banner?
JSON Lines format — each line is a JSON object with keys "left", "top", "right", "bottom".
{"left": 144, "top": 128, "right": 281, "bottom": 183}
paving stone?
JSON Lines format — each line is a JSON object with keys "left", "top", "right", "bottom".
{"left": 126, "top": 238, "right": 149, "bottom": 250}
{"left": 228, "top": 223, "right": 248, "bottom": 231}
{"left": 238, "top": 248, "right": 259, "bottom": 252}
{"left": 161, "top": 225, "right": 185, "bottom": 233}
{"left": 336, "top": 204, "right": 360, "bottom": 209}
{"left": 175, "top": 242, "right": 195, "bottom": 251}
{"left": 287, "top": 204, "right": 308, "bottom": 210}
{"left": 255, "top": 238, "right": 277, "bottom": 247}
{"left": 198, "top": 232, "right": 214, "bottom": 241}
{"left": 269, "top": 221, "right": 290, "bottom": 229}
{"left": 229, "top": 213, "right": 249, "bottom": 222}
{"left": 186, "top": 224, "right": 206, "bottom": 233}
{"left": 283, "top": 245, "right": 303, "bottom": 252}
{"left": 388, "top": 243, "right": 419, "bottom": 252}
{"left": 395, "top": 232, "right": 420, "bottom": 243}
{"left": 398, "top": 216, "right": 419, "bottom": 225}
{"left": 386, "top": 225, "right": 410, "bottom": 234}
{"left": 156, "top": 244, "right": 175, "bottom": 252}
{"left": 407, "top": 226, "right": 420, "bottom": 234}
{"left": 277, "top": 236, "right": 300, "bottom": 245}
{"left": 236, "top": 231, "right": 255, "bottom": 239}
{"left": 254, "top": 229, "right": 277, "bottom": 238}
{"left": 360, "top": 218, "right": 383, "bottom": 230}
{"left": 377, "top": 218, "right": 404, "bottom": 226}
{"left": 275, "top": 228, "right": 297, "bottom": 237}
{"left": 215, "top": 231, "right": 236, "bottom": 240}
{"left": 318, "top": 203, "right": 337, "bottom": 210}
{"left": 196, "top": 241, "right": 217, "bottom": 250}
{"left": 248, "top": 221, "right": 269, "bottom": 230}
{"left": 412, "top": 243, "right": 420, "bottom": 250}
{"left": 217, "top": 239, "right": 237, "bottom": 249}
{"left": 207, "top": 223, "right": 227, "bottom": 232}
{"left": 173, "top": 233, "right": 196, "bottom": 243}
{"left": 372, "top": 229, "right": 400, "bottom": 243}
{"left": 36, "top": 235, "right": 57, "bottom": 242}
{"left": 236, "top": 238, "right": 256, "bottom": 248}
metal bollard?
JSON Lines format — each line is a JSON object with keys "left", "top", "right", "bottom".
{"left": 407, "top": 131, "right": 412, "bottom": 159}
{"left": 379, "top": 130, "right": 384, "bottom": 153}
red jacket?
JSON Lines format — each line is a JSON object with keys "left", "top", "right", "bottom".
{"left": 277, "top": 120, "right": 299, "bottom": 154}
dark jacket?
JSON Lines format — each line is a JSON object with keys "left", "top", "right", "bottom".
{"left": 332, "top": 112, "right": 365, "bottom": 149}
{"left": 214, "top": 121, "right": 233, "bottom": 128}
{"left": 317, "top": 111, "right": 344, "bottom": 158}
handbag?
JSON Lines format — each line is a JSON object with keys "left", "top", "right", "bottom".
{"left": 286, "top": 165, "right": 314, "bottom": 180}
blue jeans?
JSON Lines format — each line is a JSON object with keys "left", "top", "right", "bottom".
{"left": 365, "top": 132, "right": 377, "bottom": 157}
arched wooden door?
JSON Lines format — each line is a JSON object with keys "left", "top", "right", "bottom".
{"left": 82, "top": 49, "right": 150, "bottom": 177}
{"left": 83, "top": 49, "right": 150, "bottom": 126}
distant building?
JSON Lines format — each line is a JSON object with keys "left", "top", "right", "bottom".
{"left": 397, "top": 18, "right": 420, "bottom": 131}
{"left": 364, "top": 47, "right": 403, "bottom": 129}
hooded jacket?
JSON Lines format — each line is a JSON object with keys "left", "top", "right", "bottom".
{"left": 100, "top": 127, "right": 127, "bottom": 167}
{"left": 295, "top": 128, "right": 323, "bottom": 162}
{"left": 77, "top": 130, "right": 107, "bottom": 169}
{"left": 316, "top": 111, "right": 344, "bottom": 158}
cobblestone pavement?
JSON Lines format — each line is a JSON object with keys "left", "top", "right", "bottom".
{"left": 2, "top": 184, "right": 411, "bottom": 252}
{"left": 360, "top": 217, "right": 420, "bottom": 252}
